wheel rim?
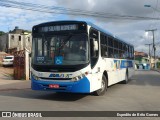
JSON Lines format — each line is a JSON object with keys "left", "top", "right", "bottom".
{"left": 99, "top": 78, "right": 105, "bottom": 92}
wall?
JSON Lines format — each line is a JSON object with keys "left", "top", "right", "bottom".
{"left": 8, "top": 33, "right": 32, "bottom": 52}
{"left": 23, "top": 33, "right": 32, "bottom": 52}
{"left": 8, "top": 34, "right": 23, "bottom": 50}
{"left": 0, "top": 34, "right": 8, "bottom": 52}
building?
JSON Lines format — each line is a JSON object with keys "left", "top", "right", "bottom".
{"left": 134, "top": 51, "right": 150, "bottom": 70}
{"left": 0, "top": 34, "right": 8, "bottom": 52}
{"left": 134, "top": 51, "right": 160, "bottom": 69}
{"left": 0, "top": 27, "right": 32, "bottom": 54}
{"left": 134, "top": 51, "right": 148, "bottom": 57}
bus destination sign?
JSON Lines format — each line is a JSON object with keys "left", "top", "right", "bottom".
{"left": 39, "top": 24, "right": 78, "bottom": 32}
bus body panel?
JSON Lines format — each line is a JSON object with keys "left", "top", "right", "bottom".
{"left": 31, "top": 66, "right": 91, "bottom": 93}
{"left": 96, "top": 58, "right": 135, "bottom": 86}
{"left": 31, "top": 76, "right": 90, "bottom": 93}
{"left": 31, "top": 20, "right": 135, "bottom": 94}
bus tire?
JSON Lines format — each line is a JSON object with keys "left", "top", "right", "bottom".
{"left": 94, "top": 75, "right": 107, "bottom": 96}
{"left": 122, "top": 71, "right": 129, "bottom": 84}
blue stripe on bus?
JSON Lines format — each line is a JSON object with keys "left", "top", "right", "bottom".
{"left": 31, "top": 76, "right": 90, "bottom": 93}
{"left": 114, "top": 60, "right": 133, "bottom": 69}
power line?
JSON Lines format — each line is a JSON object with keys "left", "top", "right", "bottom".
{"left": 0, "top": 0, "right": 160, "bottom": 20}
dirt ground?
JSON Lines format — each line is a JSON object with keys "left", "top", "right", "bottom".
{"left": 0, "top": 66, "right": 14, "bottom": 80}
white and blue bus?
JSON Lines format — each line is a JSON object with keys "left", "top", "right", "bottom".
{"left": 31, "top": 20, "right": 134, "bottom": 96}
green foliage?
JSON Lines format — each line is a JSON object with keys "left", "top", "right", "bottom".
{"left": 157, "top": 62, "right": 160, "bottom": 68}
{"left": 0, "top": 31, "right": 5, "bottom": 36}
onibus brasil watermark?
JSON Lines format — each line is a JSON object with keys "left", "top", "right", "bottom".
{"left": 0, "top": 111, "right": 160, "bottom": 117}
{"left": 2, "top": 112, "right": 42, "bottom": 118}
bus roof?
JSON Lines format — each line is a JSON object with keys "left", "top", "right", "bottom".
{"left": 85, "top": 21, "right": 133, "bottom": 47}
{"left": 35, "top": 20, "right": 133, "bottom": 47}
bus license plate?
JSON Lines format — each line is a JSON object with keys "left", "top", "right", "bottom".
{"left": 49, "top": 84, "right": 59, "bottom": 88}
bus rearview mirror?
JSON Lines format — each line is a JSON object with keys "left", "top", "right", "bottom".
{"left": 93, "top": 40, "right": 98, "bottom": 51}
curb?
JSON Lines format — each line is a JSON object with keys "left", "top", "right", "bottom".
{"left": 151, "top": 69, "right": 160, "bottom": 73}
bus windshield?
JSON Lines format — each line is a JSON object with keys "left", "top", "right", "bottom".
{"left": 32, "top": 33, "right": 89, "bottom": 65}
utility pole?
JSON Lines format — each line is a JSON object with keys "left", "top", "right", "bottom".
{"left": 145, "top": 43, "right": 152, "bottom": 67}
{"left": 145, "top": 43, "right": 152, "bottom": 57}
{"left": 145, "top": 29, "right": 157, "bottom": 69}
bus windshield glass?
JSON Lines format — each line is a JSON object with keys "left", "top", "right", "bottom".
{"left": 32, "top": 33, "right": 89, "bottom": 65}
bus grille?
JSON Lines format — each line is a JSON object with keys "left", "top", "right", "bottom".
{"left": 40, "top": 77, "right": 72, "bottom": 81}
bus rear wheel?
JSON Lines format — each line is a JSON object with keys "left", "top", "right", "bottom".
{"left": 94, "top": 75, "right": 107, "bottom": 96}
{"left": 122, "top": 72, "right": 129, "bottom": 84}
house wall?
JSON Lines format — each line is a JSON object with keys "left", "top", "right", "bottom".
{"left": 8, "top": 33, "right": 32, "bottom": 52}
{"left": 22, "top": 33, "right": 32, "bottom": 51}
{"left": 8, "top": 34, "right": 23, "bottom": 50}
{"left": 0, "top": 34, "right": 8, "bottom": 52}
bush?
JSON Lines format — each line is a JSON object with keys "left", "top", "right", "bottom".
{"left": 157, "top": 62, "right": 160, "bottom": 68}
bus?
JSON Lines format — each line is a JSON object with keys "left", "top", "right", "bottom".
{"left": 31, "top": 20, "right": 134, "bottom": 96}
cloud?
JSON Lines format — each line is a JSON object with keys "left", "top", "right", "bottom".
{"left": 0, "top": 0, "right": 58, "bottom": 31}
{"left": 0, "top": 0, "right": 160, "bottom": 55}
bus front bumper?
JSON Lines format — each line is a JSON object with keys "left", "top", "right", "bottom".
{"left": 31, "top": 76, "right": 90, "bottom": 93}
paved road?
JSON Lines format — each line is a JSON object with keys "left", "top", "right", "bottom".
{"left": 0, "top": 70, "right": 160, "bottom": 119}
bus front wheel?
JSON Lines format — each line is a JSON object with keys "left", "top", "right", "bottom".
{"left": 94, "top": 75, "right": 107, "bottom": 96}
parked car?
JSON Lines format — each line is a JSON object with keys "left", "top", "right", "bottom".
{"left": 2, "top": 56, "right": 14, "bottom": 66}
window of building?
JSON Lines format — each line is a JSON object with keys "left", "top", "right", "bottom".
{"left": 19, "top": 36, "right": 21, "bottom": 41}
{"left": 11, "top": 35, "right": 14, "bottom": 40}
{"left": 28, "top": 37, "right": 30, "bottom": 42}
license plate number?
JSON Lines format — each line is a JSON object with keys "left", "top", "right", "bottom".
{"left": 49, "top": 84, "right": 59, "bottom": 88}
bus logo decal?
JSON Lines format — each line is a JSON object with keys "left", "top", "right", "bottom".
{"left": 49, "top": 74, "right": 72, "bottom": 78}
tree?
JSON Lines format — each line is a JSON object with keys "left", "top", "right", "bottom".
{"left": 0, "top": 31, "right": 5, "bottom": 36}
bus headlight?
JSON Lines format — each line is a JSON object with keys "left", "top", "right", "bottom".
{"left": 71, "top": 72, "right": 88, "bottom": 82}
{"left": 72, "top": 77, "right": 79, "bottom": 81}
{"left": 31, "top": 72, "right": 40, "bottom": 80}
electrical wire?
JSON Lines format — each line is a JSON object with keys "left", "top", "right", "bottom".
{"left": 0, "top": 0, "right": 160, "bottom": 20}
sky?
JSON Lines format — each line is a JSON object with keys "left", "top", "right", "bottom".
{"left": 0, "top": 0, "right": 160, "bottom": 56}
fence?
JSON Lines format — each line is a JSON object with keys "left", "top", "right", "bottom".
{"left": 13, "top": 50, "right": 25, "bottom": 79}
{"left": 13, "top": 49, "right": 30, "bottom": 80}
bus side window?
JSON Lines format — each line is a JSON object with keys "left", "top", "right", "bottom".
{"left": 100, "top": 33, "right": 108, "bottom": 57}
{"left": 108, "top": 47, "right": 114, "bottom": 58}
{"left": 90, "top": 38, "right": 98, "bottom": 57}
{"left": 89, "top": 28, "right": 99, "bottom": 68}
